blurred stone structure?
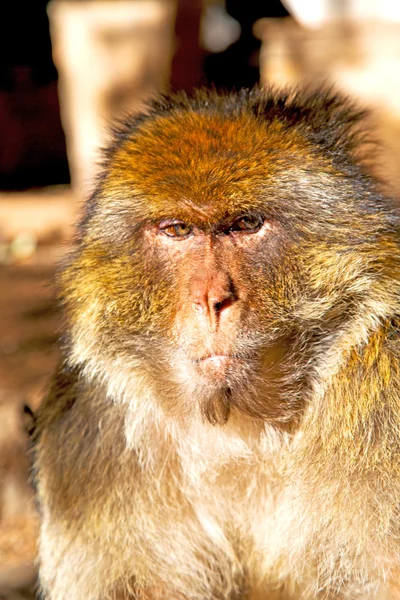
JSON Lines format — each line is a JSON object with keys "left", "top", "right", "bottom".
{"left": 48, "top": 0, "right": 177, "bottom": 195}
{"left": 257, "top": 17, "right": 400, "bottom": 193}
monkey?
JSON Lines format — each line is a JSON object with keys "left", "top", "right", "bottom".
{"left": 33, "top": 86, "right": 400, "bottom": 600}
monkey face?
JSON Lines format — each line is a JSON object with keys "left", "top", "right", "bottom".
{"left": 142, "top": 211, "right": 296, "bottom": 424}
{"left": 62, "top": 90, "right": 399, "bottom": 424}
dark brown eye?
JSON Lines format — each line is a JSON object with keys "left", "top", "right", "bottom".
{"left": 231, "top": 215, "right": 264, "bottom": 233}
{"left": 160, "top": 222, "right": 192, "bottom": 238}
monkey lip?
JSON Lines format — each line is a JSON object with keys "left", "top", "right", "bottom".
{"left": 196, "top": 353, "right": 242, "bottom": 362}
{"left": 193, "top": 351, "right": 256, "bottom": 364}
{"left": 194, "top": 353, "right": 252, "bottom": 371}
{"left": 199, "top": 355, "right": 233, "bottom": 366}
{"left": 193, "top": 354, "right": 238, "bottom": 379}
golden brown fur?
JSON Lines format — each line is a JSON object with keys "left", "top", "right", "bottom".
{"left": 34, "top": 87, "right": 400, "bottom": 599}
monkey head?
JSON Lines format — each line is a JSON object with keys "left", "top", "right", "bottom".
{"left": 61, "top": 88, "right": 400, "bottom": 426}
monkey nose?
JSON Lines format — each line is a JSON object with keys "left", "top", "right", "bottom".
{"left": 192, "top": 286, "right": 236, "bottom": 328}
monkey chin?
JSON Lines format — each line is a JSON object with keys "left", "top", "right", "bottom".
{"left": 166, "top": 339, "right": 300, "bottom": 427}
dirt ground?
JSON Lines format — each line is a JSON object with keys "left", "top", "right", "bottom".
{"left": 0, "top": 188, "right": 76, "bottom": 599}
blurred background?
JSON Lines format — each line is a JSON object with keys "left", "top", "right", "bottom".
{"left": 2, "top": 1, "right": 400, "bottom": 597}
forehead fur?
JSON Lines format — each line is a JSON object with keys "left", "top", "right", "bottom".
{"left": 105, "top": 112, "right": 310, "bottom": 221}
{"left": 99, "top": 87, "right": 369, "bottom": 223}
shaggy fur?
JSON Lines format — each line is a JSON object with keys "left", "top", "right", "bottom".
{"left": 34, "top": 87, "right": 400, "bottom": 599}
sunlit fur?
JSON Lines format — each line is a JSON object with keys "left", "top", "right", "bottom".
{"left": 34, "top": 87, "right": 400, "bottom": 599}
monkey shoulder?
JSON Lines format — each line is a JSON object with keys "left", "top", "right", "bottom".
{"left": 34, "top": 364, "right": 130, "bottom": 514}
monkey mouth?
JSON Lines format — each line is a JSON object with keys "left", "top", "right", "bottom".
{"left": 198, "top": 354, "right": 233, "bottom": 365}
{"left": 194, "top": 354, "right": 234, "bottom": 374}
{"left": 195, "top": 353, "right": 252, "bottom": 365}
{"left": 195, "top": 349, "right": 257, "bottom": 361}
{"left": 192, "top": 353, "right": 254, "bottom": 381}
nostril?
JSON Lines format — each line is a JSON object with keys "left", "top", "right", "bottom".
{"left": 214, "top": 297, "right": 234, "bottom": 314}
{"left": 193, "top": 298, "right": 207, "bottom": 313}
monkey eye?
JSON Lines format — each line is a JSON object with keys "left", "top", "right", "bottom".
{"left": 159, "top": 221, "right": 193, "bottom": 238}
{"left": 230, "top": 215, "right": 264, "bottom": 233}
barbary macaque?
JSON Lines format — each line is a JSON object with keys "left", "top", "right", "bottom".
{"left": 34, "top": 87, "right": 400, "bottom": 599}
